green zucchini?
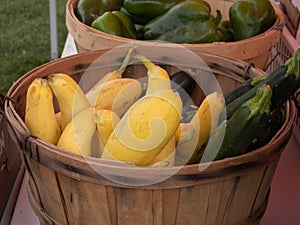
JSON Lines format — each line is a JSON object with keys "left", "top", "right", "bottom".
{"left": 224, "top": 75, "right": 267, "bottom": 105}
{"left": 247, "top": 107, "right": 284, "bottom": 151}
{"left": 226, "top": 49, "right": 300, "bottom": 119}
{"left": 200, "top": 84, "right": 272, "bottom": 162}
{"left": 171, "top": 71, "right": 196, "bottom": 102}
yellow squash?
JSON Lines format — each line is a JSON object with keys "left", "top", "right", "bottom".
{"left": 48, "top": 73, "right": 90, "bottom": 130}
{"left": 95, "top": 109, "right": 120, "bottom": 147}
{"left": 57, "top": 107, "right": 96, "bottom": 156}
{"left": 85, "top": 48, "right": 134, "bottom": 91}
{"left": 25, "top": 78, "right": 61, "bottom": 145}
{"left": 102, "top": 89, "right": 182, "bottom": 166}
{"left": 135, "top": 54, "right": 171, "bottom": 95}
{"left": 88, "top": 78, "right": 143, "bottom": 117}
{"left": 150, "top": 136, "right": 176, "bottom": 167}
{"left": 175, "top": 91, "right": 225, "bottom": 165}
{"left": 175, "top": 122, "right": 195, "bottom": 145}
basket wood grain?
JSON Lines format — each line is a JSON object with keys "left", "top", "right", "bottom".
{"left": 4, "top": 49, "right": 296, "bottom": 225}
{"left": 66, "top": 0, "right": 285, "bottom": 70}
{"left": 0, "top": 94, "right": 23, "bottom": 221}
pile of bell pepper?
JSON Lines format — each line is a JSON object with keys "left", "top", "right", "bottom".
{"left": 75, "top": 0, "right": 276, "bottom": 43}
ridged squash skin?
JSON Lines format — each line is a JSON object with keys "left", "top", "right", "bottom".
{"left": 57, "top": 107, "right": 95, "bottom": 156}
{"left": 25, "top": 78, "right": 61, "bottom": 145}
{"left": 102, "top": 89, "right": 182, "bottom": 166}
{"left": 48, "top": 73, "right": 90, "bottom": 130}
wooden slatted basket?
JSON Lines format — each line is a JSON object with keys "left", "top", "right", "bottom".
{"left": 0, "top": 94, "right": 23, "bottom": 224}
{"left": 4, "top": 46, "right": 296, "bottom": 225}
{"left": 65, "top": 0, "right": 285, "bottom": 70}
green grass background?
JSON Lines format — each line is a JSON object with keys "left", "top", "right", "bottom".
{"left": 0, "top": 0, "right": 68, "bottom": 94}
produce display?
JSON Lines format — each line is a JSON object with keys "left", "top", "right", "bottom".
{"left": 202, "top": 85, "right": 274, "bottom": 162}
{"left": 75, "top": 0, "right": 276, "bottom": 43}
{"left": 24, "top": 49, "right": 300, "bottom": 167}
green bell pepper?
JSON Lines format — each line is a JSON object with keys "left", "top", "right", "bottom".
{"left": 212, "top": 10, "right": 234, "bottom": 42}
{"left": 75, "top": 0, "right": 123, "bottom": 26}
{"left": 120, "top": 7, "right": 150, "bottom": 25}
{"left": 229, "top": 0, "right": 276, "bottom": 40}
{"left": 123, "top": 0, "right": 183, "bottom": 23}
{"left": 149, "top": 20, "right": 224, "bottom": 43}
{"left": 91, "top": 11, "right": 138, "bottom": 39}
{"left": 216, "top": 20, "right": 235, "bottom": 42}
{"left": 103, "top": 0, "right": 124, "bottom": 8}
{"left": 143, "top": 0, "right": 227, "bottom": 43}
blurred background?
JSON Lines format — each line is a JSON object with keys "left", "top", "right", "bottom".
{"left": 0, "top": 0, "right": 68, "bottom": 94}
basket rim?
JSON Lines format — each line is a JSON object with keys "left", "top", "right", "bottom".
{"left": 66, "top": 0, "right": 285, "bottom": 49}
{"left": 4, "top": 49, "right": 296, "bottom": 188}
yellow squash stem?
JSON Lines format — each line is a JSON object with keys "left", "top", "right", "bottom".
{"left": 135, "top": 54, "right": 171, "bottom": 95}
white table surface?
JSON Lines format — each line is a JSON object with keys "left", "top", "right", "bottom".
{"left": 9, "top": 33, "right": 300, "bottom": 225}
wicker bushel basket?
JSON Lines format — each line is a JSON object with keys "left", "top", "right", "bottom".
{"left": 4, "top": 46, "right": 296, "bottom": 225}
{"left": 66, "top": 0, "right": 285, "bottom": 70}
